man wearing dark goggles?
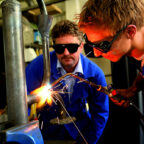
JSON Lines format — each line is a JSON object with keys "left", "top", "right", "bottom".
{"left": 52, "top": 35, "right": 83, "bottom": 73}
{"left": 81, "top": 24, "right": 131, "bottom": 62}
{"left": 78, "top": 0, "right": 144, "bottom": 98}
{"left": 79, "top": 0, "right": 144, "bottom": 62}
{"left": 26, "top": 20, "right": 109, "bottom": 144}
{"left": 78, "top": 0, "right": 144, "bottom": 132}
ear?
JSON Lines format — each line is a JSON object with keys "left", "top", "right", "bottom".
{"left": 125, "top": 25, "right": 137, "bottom": 39}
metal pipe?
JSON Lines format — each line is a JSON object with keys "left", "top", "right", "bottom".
{"left": 27, "top": 94, "right": 41, "bottom": 105}
{"left": 2, "top": 0, "right": 28, "bottom": 125}
{"left": 41, "top": 33, "right": 51, "bottom": 85}
{"left": 21, "top": 0, "right": 66, "bottom": 14}
{"left": 36, "top": 0, "right": 53, "bottom": 85}
{"left": 36, "top": 0, "right": 47, "bottom": 15}
{"left": 138, "top": 88, "right": 144, "bottom": 144}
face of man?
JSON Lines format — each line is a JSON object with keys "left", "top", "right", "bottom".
{"left": 81, "top": 24, "right": 132, "bottom": 62}
{"left": 54, "top": 35, "right": 83, "bottom": 72}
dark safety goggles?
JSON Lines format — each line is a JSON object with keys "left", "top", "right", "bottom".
{"left": 84, "top": 25, "right": 128, "bottom": 53}
{"left": 53, "top": 43, "right": 80, "bottom": 54}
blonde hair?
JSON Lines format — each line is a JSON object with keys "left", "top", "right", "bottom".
{"left": 79, "top": 0, "right": 144, "bottom": 32}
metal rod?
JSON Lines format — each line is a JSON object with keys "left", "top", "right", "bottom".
{"left": 27, "top": 94, "right": 41, "bottom": 105}
{"left": 36, "top": 0, "right": 47, "bottom": 15}
{"left": 41, "top": 35, "right": 51, "bottom": 85}
{"left": 2, "top": 0, "right": 28, "bottom": 125}
{"left": 36, "top": 0, "right": 52, "bottom": 85}
{"left": 138, "top": 91, "right": 144, "bottom": 144}
{"left": 21, "top": 0, "right": 66, "bottom": 14}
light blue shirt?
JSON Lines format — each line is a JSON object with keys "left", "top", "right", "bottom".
{"left": 57, "top": 56, "right": 83, "bottom": 102}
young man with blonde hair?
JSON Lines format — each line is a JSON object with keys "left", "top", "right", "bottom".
{"left": 79, "top": 0, "right": 144, "bottom": 104}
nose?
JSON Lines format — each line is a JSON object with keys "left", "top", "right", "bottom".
{"left": 63, "top": 48, "right": 70, "bottom": 55}
{"left": 93, "top": 48, "right": 103, "bottom": 57}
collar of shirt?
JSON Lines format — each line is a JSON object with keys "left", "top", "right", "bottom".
{"left": 56, "top": 57, "right": 83, "bottom": 102}
{"left": 56, "top": 56, "right": 83, "bottom": 76}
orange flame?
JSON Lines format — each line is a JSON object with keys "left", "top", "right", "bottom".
{"left": 31, "top": 84, "right": 53, "bottom": 108}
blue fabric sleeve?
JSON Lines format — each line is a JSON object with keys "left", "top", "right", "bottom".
{"left": 25, "top": 55, "right": 44, "bottom": 94}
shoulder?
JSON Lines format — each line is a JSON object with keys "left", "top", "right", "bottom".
{"left": 81, "top": 54, "right": 104, "bottom": 75}
{"left": 80, "top": 54, "right": 107, "bottom": 86}
{"left": 26, "top": 55, "right": 43, "bottom": 70}
{"left": 26, "top": 51, "right": 56, "bottom": 68}
{"left": 50, "top": 51, "right": 57, "bottom": 61}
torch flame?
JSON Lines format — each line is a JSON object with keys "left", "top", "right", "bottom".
{"left": 31, "top": 84, "right": 53, "bottom": 108}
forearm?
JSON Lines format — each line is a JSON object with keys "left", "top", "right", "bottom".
{"left": 130, "top": 72, "right": 144, "bottom": 93}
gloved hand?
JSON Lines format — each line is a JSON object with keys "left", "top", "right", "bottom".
{"left": 115, "top": 85, "right": 137, "bottom": 99}
{"left": 109, "top": 95, "right": 130, "bottom": 108}
{"left": 108, "top": 88, "right": 130, "bottom": 108}
{"left": 108, "top": 70, "right": 144, "bottom": 108}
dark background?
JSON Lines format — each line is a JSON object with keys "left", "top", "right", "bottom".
{"left": 0, "top": 27, "right": 6, "bottom": 109}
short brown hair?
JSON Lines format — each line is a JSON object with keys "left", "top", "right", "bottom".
{"left": 51, "top": 20, "right": 83, "bottom": 42}
{"left": 79, "top": 0, "right": 144, "bottom": 32}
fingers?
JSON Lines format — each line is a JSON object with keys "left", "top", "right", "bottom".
{"left": 109, "top": 96, "right": 130, "bottom": 108}
{"left": 116, "top": 88, "right": 135, "bottom": 99}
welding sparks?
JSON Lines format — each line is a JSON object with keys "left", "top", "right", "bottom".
{"left": 30, "top": 84, "right": 53, "bottom": 108}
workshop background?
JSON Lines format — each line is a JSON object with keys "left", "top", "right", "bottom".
{"left": 0, "top": 0, "right": 143, "bottom": 144}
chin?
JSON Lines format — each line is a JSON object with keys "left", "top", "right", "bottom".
{"left": 104, "top": 56, "right": 120, "bottom": 62}
{"left": 132, "top": 56, "right": 143, "bottom": 61}
{"left": 102, "top": 51, "right": 124, "bottom": 62}
{"left": 110, "top": 58, "right": 120, "bottom": 62}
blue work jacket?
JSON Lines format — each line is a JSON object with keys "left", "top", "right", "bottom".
{"left": 26, "top": 51, "right": 109, "bottom": 144}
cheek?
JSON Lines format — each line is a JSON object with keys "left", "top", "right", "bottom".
{"left": 113, "top": 39, "right": 131, "bottom": 54}
{"left": 73, "top": 52, "right": 80, "bottom": 60}
{"left": 93, "top": 49, "right": 103, "bottom": 57}
{"left": 110, "top": 42, "right": 126, "bottom": 56}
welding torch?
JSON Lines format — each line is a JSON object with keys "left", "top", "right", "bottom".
{"left": 51, "top": 73, "right": 144, "bottom": 123}
{"left": 26, "top": 73, "right": 110, "bottom": 105}
{"left": 27, "top": 73, "right": 144, "bottom": 125}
